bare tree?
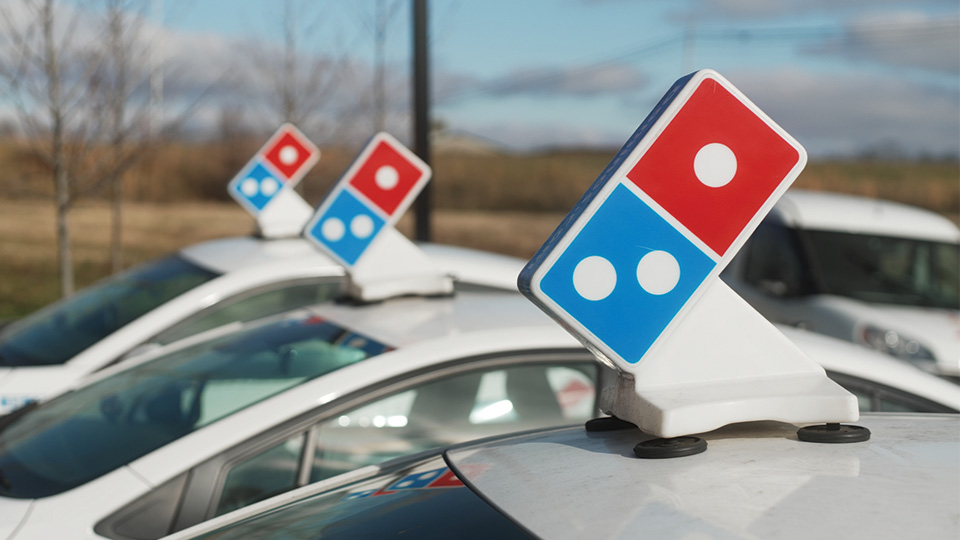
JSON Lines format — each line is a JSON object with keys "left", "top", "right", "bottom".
{"left": 348, "top": 0, "right": 405, "bottom": 137}
{"left": 0, "top": 0, "right": 100, "bottom": 296}
{"left": 243, "top": 0, "right": 346, "bottom": 137}
{"left": 86, "top": 0, "right": 154, "bottom": 273}
{"left": 370, "top": 0, "right": 401, "bottom": 132}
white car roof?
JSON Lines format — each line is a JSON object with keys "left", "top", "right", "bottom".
{"left": 446, "top": 415, "right": 959, "bottom": 540}
{"left": 179, "top": 235, "right": 524, "bottom": 290}
{"left": 165, "top": 414, "right": 960, "bottom": 540}
{"left": 307, "top": 291, "right": 546, "bottom": 348}
{"left": 179, "top": 236, "right": 336, "bottom": 274}
{"left": 771, "top": 190, "right": 960, "bottom": 243}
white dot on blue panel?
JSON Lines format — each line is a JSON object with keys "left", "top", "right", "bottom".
{"left": 418, "top": 470, "right": 441, "bottom": 480}
{"left": 573, "top": 256, "right": 617, "bottom": 301}
{"left": 351, "top": 214, "right": 375, "bottom": 239}
{"left": 636, "top": 250, "right": 680, "bottom": 295}
{"left": 241, "top": 178, "right": 258, "bottom": 196}
{"left": 261, "top": 177, "right": 279, "bottom": 196}
{"left": 321, "top": 217, "right": 345, "bottom": 241}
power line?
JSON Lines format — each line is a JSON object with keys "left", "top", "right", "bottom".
{"left": 438, "top": 16, "right": 958, "bottom": 104}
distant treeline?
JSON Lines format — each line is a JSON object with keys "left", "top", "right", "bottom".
{"left": 1, "top": 138, "right": 957, "bottom": 217}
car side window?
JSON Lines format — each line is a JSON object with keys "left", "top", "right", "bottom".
{"left": 310, "top": 363, "right": 597, "bottom": 482}
{"left": 153, "top": 280, "right": 342, "bottom": 346}
{"left": 161, "top": 356, "right": 597, "bottom": 538}
{"left": 826, "top": 371, "right": 957, "bottom": 414}
{"left": 742, "top": 222, "right": 810, "bottom": 297}
{"left": 93, "top": 473, "right": 190, "bottom": 540}
{"left": 215, "top": 432, "right": 307, "bottom": 517}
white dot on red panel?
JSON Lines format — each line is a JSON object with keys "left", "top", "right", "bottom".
{"left": 636, "top": 250, "right": 680, "bottom": 295}
{"left": 279, "top": 145, "right": 299, "bottom": 165}
{"left": 350, "top": 214, "right": 374, "bottom": 239}
{"left": 260, "top": 177, "right": 279, "bottom": 196}
{"left": 241, "top": 178, "right": 259, "bottom": 196}
{"left": 693, "top": 143, "right": 737, "bottom": 188}
{"left": 573, "top": 256, "right": 617, "bottom": 301}
{"left": 375, "top": 165, "right": 399, "bottom": 190}
{"left": 321, "top": 217, "right": 345, "bottom": 241}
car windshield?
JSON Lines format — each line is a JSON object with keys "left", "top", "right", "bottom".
{"left": 805, "top": 231, "right": 960, "bottom": 310}
{"left": 0, "top": 314, "right": 389, "bottom": 499}
{"left": 189, "top": 457, "right": 531, "bottom": 540}
{"left": 0, "top": 255, "right": 218, "bottom": 367}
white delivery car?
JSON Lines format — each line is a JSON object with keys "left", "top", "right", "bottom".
{"left": 0, "top": 237, "right": 524, "bottom": 414}
{"left": 0, "top": 290, "right": 604, "bottom": 540}
{"left": 723, "top": 189, "right": 960, "bottom": 381}
{"left": 0, "top": 290, "right": 956, "bottom": 540}
{"left": 161, "top": 413, "right": 960, "bottom": 540}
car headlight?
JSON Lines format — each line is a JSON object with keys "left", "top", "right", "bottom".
{"left": 859, "top": 324, "right": 936, "bottom": 363}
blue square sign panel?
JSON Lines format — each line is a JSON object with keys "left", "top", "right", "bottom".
{"left": 538, "top": 184, "right": 715, "bottom": 363}
{"left": 228, "top": 159, "right": 283, "bottom": 213}
{"left": 306, "top": 189, "right": 386, "bottom": 266}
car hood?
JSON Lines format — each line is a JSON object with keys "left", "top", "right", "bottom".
{"left": 0, "top": 498, "right": 32, "bottom": 539}
{"left": 816, "top": 295, "right": 960, "bottom": 376}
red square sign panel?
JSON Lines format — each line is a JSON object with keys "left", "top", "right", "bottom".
{"left": 263, "top": 128, "right": 319, "bottom": 182}
{"left": 626, "top": 77, "right": 801, "bottom": 257}
{"left": 348, "top": 138, "right": 429, "bottom": 218}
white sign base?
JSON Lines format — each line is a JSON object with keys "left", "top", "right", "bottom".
{"left": 345, "top": 227, "right": 454, "bottom": 302}
{"left": 256, "top": 188, "right": 315, "bottom": 238}
{"left": 600, "top": 280, "right": 859, "bottom": 438}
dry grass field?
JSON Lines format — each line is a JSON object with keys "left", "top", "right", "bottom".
{"left": 0, "top": 136, "right": 957, "bottom": 319}
{"left": 0, "top": 199, "right": 568, "bottom": 318}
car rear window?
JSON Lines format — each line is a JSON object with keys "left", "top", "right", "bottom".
{"left": 190, "top": 457, "right": 531, "bottom": 540}
{"left": 0, "top": 255, "right": 218, "bottom": 367}
{"left": 805, "top": 231, "right": 959, "bottom": 310}
{"left": 0, "top": 315, "right": 389, "bottom": 499}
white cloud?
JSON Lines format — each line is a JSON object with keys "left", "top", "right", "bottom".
{"left": 439, "top": 63, "right": 648, "bottom": 103}
{"left": 453, "top": 119, "right": 626, "bottom": 150}
{"left": 726, "top": 68, "right": 959, "bottom": 157}
{"left": 451, "top": 67, "right": 959, "bottom": 157}
{"left": 671, "top": 0, "right": 947, "bottom": 21}
{"left": 804, "top": 12, "right": 959, "bottom": 74}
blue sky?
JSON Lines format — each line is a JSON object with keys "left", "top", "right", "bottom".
{"left": 4, "top": 0, "right": 959, "bottom": 158}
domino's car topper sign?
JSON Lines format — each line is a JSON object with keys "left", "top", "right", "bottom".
{"left": 304, "top": 132, "right": 452, "bottom": 301}
{"left": 228, "top": 123, "right": 320, "bottom": 237}
{"left": 520, "top": 70, "right": 858, "bottom": 438}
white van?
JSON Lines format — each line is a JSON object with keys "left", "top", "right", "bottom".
{"left": 723, "top": 190, "right": 960, "bottom": 381}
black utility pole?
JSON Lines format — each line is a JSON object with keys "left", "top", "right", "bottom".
{"left": 412, "top": 0, "right": 431, "bottom": 241}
